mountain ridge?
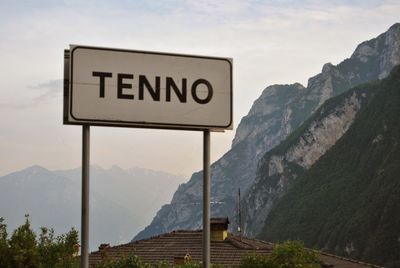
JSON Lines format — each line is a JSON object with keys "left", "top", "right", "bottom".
{"left": 259, "top": 65, "right": 400, "bottom": 267}
{"left": 134, "top": 23, "right": 400, "bottom": 241}
{"left": 0, "top": 164, "right": 184, "bottom": 251}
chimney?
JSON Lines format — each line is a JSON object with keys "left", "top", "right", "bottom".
{"left": 210, "top": 217, "right": 229, "bottom": 241}
{"left": 174, "top": 256, "right": 185, "bottom": 265}
{"left": 174, "top": 252, "right": 192, "bottom": 265}
{"left": 99, "top": 243, "right": 110, "bottom": 259}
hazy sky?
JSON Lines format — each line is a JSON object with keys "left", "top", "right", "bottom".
{"left": 0, "top": 0, "right": 399, "bottom": 178}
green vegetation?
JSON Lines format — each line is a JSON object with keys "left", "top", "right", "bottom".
{"left": 95, "top": 254, "right": 152, "bottom": 268}
{"left": 239, "top": 241, "right": 319, "bottom": 268}
{"left": 96, "top": 253, "right": 216, "bottom": 268}
{"left": 268, "top": 241, "right": 319, "bottom": 268}
{"left": 260, "top": 66, "right": 400, "bottom": 267}
{"left": 95, "top": 254, "right": 203, "bottom": 268}
{"left": 240, "top": 253, "right": 271, "bottom": 268}
{"left": 0, "top": 215, "right": 79, "bottom": 268}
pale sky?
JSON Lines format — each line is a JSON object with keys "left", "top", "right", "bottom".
{"left": 0, "top": 0, "right": 399, "bottom": 178}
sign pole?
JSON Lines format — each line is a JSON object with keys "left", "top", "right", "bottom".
{"left": 64, "top": 46, "right": 232, "bottom": 268}
{"left": 81, "top": 125, "right": 90, "bottom": 268}
{"left": 203, "top": 130, "right": 210, "bottom": 268}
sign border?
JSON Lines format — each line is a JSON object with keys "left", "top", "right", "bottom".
{"left": 64, "top": 45, "right": 233, "bottom": 131}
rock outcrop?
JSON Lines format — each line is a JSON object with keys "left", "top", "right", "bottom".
{"left": 243, "top": 86, "right": 374, "bottom": 236}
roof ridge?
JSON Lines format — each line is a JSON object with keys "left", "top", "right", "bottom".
{"left": 242, "top": 236, "right": 275, "bottom": 246}
{"left": 227, "top": 235, "right": 274, "bottom": 250}
{"left": 318, "top": 251, "right": 383, "bottom": 268}
{"left": 132, "top": 230, "right": 201, "bottom": 244}
{"left": 227, "top": 237, "right": 253, "bottom": 249}
{"left": 90, "top": 229, "right": 203, "bottom": 254}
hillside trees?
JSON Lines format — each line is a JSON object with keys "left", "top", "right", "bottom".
{"left": 259, "top": 66, "right": 400, "bottom": 267}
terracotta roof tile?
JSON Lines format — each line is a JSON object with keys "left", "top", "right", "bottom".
{"left": 88, "top": 230, "right": 381, "bottom": 267}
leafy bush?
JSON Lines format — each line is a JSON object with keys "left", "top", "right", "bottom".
{"left": 0, "top": 215, "right": 79, "bottom": 268}
{"left": 240, "top": 253, "right": 272, "bottom": 268}
{"left": 268, "top": 241, "right": 319, "bottom": 268}
{"left": 96, "top": 254, "right": 152, "bottom": 268}
{"left": 240, "top": 241, "right": 319, "bottom": 268}
{"left": 96, "top": 255, "right": 206, "bottom": 268}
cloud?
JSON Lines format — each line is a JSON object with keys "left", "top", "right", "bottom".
{"left": 0, "top": 80, "right": 63, "bottom": 110}
{"left": 0, "top": 0, "right": 399, "bottom": 177}
{"left": 31, "top": 79, "right": 63, "bottom": 105}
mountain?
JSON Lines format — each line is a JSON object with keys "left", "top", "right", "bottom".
{"left": 55, "top": 165, "right": 184, "bottom": 230}
{"left": 243, "top": 79, "right": 378, "bottom": 236}
{"left": 258, "top": 66, "right": 400, "bottom": 267}
{"left": 134, "top": 23, "right": 400, "bottom": 240}
{"left": 0, "top": 165, "right": 135, "bottom": 251}
{"left": 0, "top": 165, "right": 184, "bottom": 251}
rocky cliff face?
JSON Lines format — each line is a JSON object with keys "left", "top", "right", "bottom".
{"left": 351, "top": 23, "right": 400, "bottom": 80}
{"left": 243, "top": 87, "right": 374, "bottom": 236}
{"left": 133, "top": 23, "right": 400, "bottom": 241}
{"left": 258, "top": 67, "right": 400, "bottom": 267}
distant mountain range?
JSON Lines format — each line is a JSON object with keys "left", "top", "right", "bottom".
{"left": 134, "top": 23, "right": 400, "bottom": 266}
{"left": 0, "top": 165, "right": 184, "bottom": 251}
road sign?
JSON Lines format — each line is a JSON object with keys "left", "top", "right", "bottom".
{"left": 64, "top": 45, "right": 233, "bottom": 131}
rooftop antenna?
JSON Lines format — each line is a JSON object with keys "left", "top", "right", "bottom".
{"left": 237, "top": 188, "right": 242, "bottom": 240}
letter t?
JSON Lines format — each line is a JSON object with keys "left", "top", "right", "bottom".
{"left": 92, "top": 72, "right": 112, "bottom": 98}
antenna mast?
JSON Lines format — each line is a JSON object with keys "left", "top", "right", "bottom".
{"left": 238, "top": 188, "right": 242, "bottom": 238}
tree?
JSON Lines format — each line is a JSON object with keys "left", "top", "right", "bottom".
{"left": 38, "top": 226, "right": 79, "bottom": 268}
{"left": 0, "top": 215, "right": 79, "bottom": 268}
{"left": 96, "top": 253, "right": 152, "bottom": 268}
{"left": 8, "top": 215, "right": 41, "bottom": 268}
{"left": 268, "top": 241, "right": 319, "bottom": 268}
{"left": 240, "top": 241, "right": 319, "bottom": 268}
{"left": 0, "top": 217, "right": 11, "bottom": 268}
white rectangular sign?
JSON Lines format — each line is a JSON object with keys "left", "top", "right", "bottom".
{"left": 64, "top": 45, "right": 233, "bottom": 130}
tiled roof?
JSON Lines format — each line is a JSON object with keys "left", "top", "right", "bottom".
{"left": 89, "top": 230, "right": 271, "bottom": 267}
{"left": 319, "top": 252, "right": 382, "bottom": 268}
{"left": 88, "top": 230, "right": 381, "bottom": 267}
{"left": 210, "top": 218, "right": 230, "bottom": 225}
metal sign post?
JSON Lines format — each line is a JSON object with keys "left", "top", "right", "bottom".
{"left": 81, "top": 125, "right": 90, "bottom": 268}
{"left": 63, "top": 45, "right": 232, "bottom": 268}
{"left": 203, "top": 130, "right": 210, "bottom": 268}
